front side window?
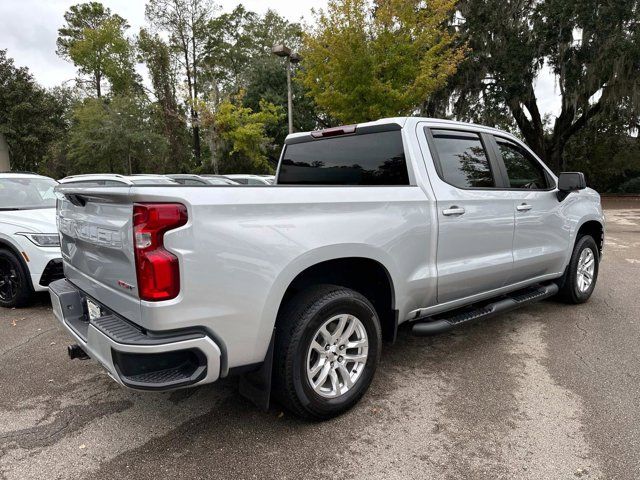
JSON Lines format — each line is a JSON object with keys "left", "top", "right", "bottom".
{"left": 278, "top": 130, "right": 409, "bottom": 185}
{"left": 497, "top": 139, "right": 549, "bottom": 189}
{"left": 430, "top": 129, "right": 495, "bottom": 188}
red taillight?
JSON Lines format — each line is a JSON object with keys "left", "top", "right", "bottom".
{"left": 133, "top": 203, "right": 187, "bottom": 301}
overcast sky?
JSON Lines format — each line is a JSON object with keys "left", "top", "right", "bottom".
{"left": 0, "top": 0, "right": 562, "bottom": 118}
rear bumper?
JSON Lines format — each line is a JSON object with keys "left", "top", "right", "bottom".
{"left": 49, "top": 278, "right": 221, "bottom": 390}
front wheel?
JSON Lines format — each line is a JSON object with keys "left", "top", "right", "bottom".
{"left": 0, "top": 249, "right": 32, "bottom": 308}
{"left": 557, "top": 235, "right": 600, "bottom": 304}
{"left": 273, "top": 285, "right": 381, "bottom": 420}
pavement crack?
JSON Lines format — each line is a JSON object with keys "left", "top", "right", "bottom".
{"left": 0, "top": 327, "right": 56, "bottom": 358}
{"left": 575, "top": 321, "right": 588, "bottom": 338}
{"left": 573, "top": 320, "right": 594, "bottom": 371}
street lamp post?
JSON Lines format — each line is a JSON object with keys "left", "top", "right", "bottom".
{"left": 272, "top": 44, "right": 301, "bottom": 135}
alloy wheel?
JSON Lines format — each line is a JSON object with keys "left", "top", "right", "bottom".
{"left": 576, "top": 247, "right": 595, "bottom": 293}
{"left": 0, "top": 258, "right": 20, "bottom": 302}
{"left": 306, "top": 314, "right": 369, "bottom": 398}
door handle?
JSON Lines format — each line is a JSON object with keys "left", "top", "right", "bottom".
{"left": 516, "top": 203, "right": 532, "bottom": 212}
{"left": 442, "top": 206, "right": 466, "bottom": 216}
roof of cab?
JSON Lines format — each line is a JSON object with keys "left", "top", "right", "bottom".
{"left": 285, "top": 117, "right": 519, "bottom": 144}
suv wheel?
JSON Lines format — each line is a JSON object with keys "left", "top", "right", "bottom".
{"left": 557, "top": 235, "right": 599, "bottom": 304}
{"left": 273, "top": 285, "right": 381, "bottom": 420}
{"left": 0, "top": 249, "right": 32, "bottom": 308}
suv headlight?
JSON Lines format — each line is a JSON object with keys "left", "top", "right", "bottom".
{"left": 15, "top": 232, "right": 61, "bottom": 247}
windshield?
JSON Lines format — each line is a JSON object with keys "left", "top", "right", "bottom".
{"left": 206, "top": 178, "right": 232, "bottom": 185}
{"left": 0, "top": 177, "right": 58, "bottom": 210}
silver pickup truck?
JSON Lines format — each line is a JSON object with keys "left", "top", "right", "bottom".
{"left": 49, "top": 117, "right": 604, "bottom": 419}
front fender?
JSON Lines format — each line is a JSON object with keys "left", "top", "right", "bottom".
{"left": 560, "top": 189, "right": 605, "bottom": 267}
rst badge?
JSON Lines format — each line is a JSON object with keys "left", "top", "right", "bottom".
{"left": 117, "top": 280, "right": 135, "bottom": 291}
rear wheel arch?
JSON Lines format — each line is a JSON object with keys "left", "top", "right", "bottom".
{"left": 239, "top": 255, "right": 397, "bottom": 411}
{"left": 276, "top": 257, "right": 397, "bottom": 343}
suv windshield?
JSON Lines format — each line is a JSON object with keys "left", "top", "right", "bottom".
{"left": 130, "top": 178, "right": 176, "bottom": 185}
{"left": 0, "top": 177, "right": 57, "bottom": 210}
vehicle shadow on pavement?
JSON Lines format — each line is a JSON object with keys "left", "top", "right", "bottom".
{"left": 45, "top": 300, "right": 582, "bottom": 480}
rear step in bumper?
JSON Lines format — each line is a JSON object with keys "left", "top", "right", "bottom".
{"left": 49, "top": 278, "right": 221, "bottom": 391}
{"left": 412, "top": 283, "right": 559, "bottom": 336}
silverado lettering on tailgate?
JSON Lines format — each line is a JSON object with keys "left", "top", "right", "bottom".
{"left": 58, "top": 217, "right": 124, "bottom": 249}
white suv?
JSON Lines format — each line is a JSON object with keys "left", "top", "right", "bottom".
{"left": 0, "top": 173, "right": 62, "bottom": 307}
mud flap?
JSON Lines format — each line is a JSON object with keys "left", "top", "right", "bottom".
{"left": 238, "top": 331, "right": 275, "bottom": 411}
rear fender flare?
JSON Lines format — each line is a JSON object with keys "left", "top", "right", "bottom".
{"left": 254, "top": 243, "right": 398, "bottom": 362}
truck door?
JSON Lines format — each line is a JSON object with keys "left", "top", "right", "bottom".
{"left": 422, "top": 127, "right": 515, "bottom": 304}
{"left": 489, "top": 136, "right": 569, "bottom": 284}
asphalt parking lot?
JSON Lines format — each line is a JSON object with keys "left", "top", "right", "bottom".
{"left": 1, "top": 199, "right": 639, "bottom": 480}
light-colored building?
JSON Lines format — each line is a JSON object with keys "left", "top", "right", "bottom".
{"left": 0, "top": 133, "right": 10, "bottom": 171}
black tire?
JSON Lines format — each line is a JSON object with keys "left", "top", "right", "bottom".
{"left": 0, "top": 249, "right": 33, "bottom": 308}
{"left": 556, "top": 235, "right": 599, "bottom": 304}
{"left": 273, "top": 284, "right": 382, "bottom": 420}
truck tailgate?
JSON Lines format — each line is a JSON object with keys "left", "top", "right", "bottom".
{"left": 57, "top": 187, "right": 142, "bottom": 323}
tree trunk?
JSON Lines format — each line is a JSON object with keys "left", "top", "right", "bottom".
{"left": 205, "top": 132, "right": 219, "bottom": 174}
{"left": 544, "top": 143, "right": 563, "bottom": 173}
{"left": 95, "top": 72, "right": 101, "bottom": 98}
{"left": 191, "top": 34, "right": 201, "bottom": 163}
{"left": 192, "top": 122, "right": 201, "bottom": 162}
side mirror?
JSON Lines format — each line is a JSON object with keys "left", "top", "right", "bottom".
{"left": 557, "top": 172, "right": 586, "bottom": 201}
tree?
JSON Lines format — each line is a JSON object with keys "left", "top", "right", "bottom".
{"left": 299, "top": 0, "right": 465, "bottom": 124}
{"left": 201, "top": 8, "right": 316, "bottom": 163}
{"left": 146, "top": 0, "right": 217, "bottom": 163}
{"left": 0, "top": 50, "right": 67, "bottom": 172}
{"left": 563, "top": 106, "right": 640, "bottom": 192}
{"left": 202, "top": 7, "right": 306, "bottom": 98}
{"left": 438, "top": 0, "right": 640, "bottom": 171}
{"left": 138, "top": 29, "right": 191, "bottom": 172}
{"left": 68, "top": 95, "right": 167, "bottom": 174}
{"left": 40, "top": 86, "right": 80, "bottom": 178}
{"left": 243, "top": 60, "right": 319, "bottom": 162}
{"left": 57, "top": 2, "right": 136, "bottom": 97}
{"left": 197, "top": 96, "right": 283, "bottom": 174}
{"left": 203, "top": 5, "right": 258, "bottom": 99}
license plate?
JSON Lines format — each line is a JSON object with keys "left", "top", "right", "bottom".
{"left": 86, "top": 298, "right": 102, "bottom": 321}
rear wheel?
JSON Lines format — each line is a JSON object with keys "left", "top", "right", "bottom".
{"left": 273, "top": 285, "right": 381, "bottom": 420}
{"left": 0, "top": 249, "right": 32, "bottom": 308}
{"left": 557, "top": 235, "right": 599, "bottom": 304}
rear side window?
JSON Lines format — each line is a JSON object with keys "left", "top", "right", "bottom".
{"left": 430, "top": 129, "right": 495, "bottom": 188}
{"left": 496, "top": 139, "right": 550, "bottom": 189}
{"left": 278, "top": 130, "right": 409, "bottom": 185}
